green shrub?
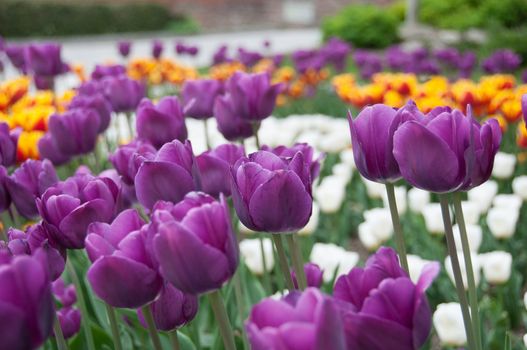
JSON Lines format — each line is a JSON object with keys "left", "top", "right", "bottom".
{"left": 0, "top": 1, "right": 197, "bottom": 37}
{"left": 322, "top": 4, "right": 400, "bottom": 49}
{"left": 484, "top": 26, "right": 527, "bottom": 64}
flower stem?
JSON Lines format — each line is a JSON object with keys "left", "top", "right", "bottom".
{"left": 105, "top": 303, "right": 123, "bottom": 350}
{"left": 204, "top": 119, "right": 211, "bottom": 150}
{"left": 385, "top": 183, "right": 409, "bottom": 274}
{"left": 141, "top": 304, "right": 163, "bottom": 350}
{"left": 66, "top": 258, "right": 95, "bottom": 350}
{"left": 285, "top": 234, "right": 307, "bottom": 290}
{"left": 258, "top": 234, "right": 271, "bottom": 292}
{"left": 271, "top": 234, "right": 295, "bottom": 290}
{"left": 453, "top": 192, "right": 482, "bottom": 350}
{"left": 53, "top": 313, "right": 68, "bottom": 350}
{"left": 438, "top": 194, "right": 476, "bottom": 350}
{"left": 252, "top": 123, "right": 261, "bottom": 149}
{"left": 208, "top": 289, "right": 236, "bottom": 350}
{"left": 232, "top": 272, "right": 249, "bottom": 350}
{"left": 169, "top": 329, "right": 180, "bottom": 350}
{"left": 125, "top": 112, "right": 135, "bottom": 140}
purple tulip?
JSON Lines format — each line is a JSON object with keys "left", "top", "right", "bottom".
{"left": 231, "top": 150, "right": 312, "bottom": 233}
{"left": 33, "top": 75, "right": 55, "bottom": 90}
{"left": 99, "top": 169, "right": 136, "bottom": 209}
{"left": 320, "top": 38, "right": 351, "bottom": 72}
{"left": 246, "top": 288, "right": 347, "bottom": 350}
{"left": 0, "top": 122, "right": 18, "bottom": 167}
{"left": 393, "top": 106, "right": 502, "bottom": 193}
{"left": 152, "top": 40, "right": 164, "bottom": 59}
{"left": 0, "top": 253, "right": 54, "bottom": 350}
{"left": 292, "top": 263, "right": 323, "bottom": 289}
{"left": 91, "top": 64, "right": 126, "bottom": 81}
{"left": 37, "top": 173, "right": 120, "bottom": 249}
{"left": 68, "top": 93, "right": 112, "bottom": 133}
{"left": 25, "top": 43, "right": 69, "bottom": 77}
{"left": 237, "top": 48, "right": 263, "bottom": 67}
{"left": 262, "top": 143, "right": 322, "bottom": 180}
{"left": 151, "top": 192, "right": 239, "bottom": 294}
{"left": 333, "top": 247, "right": 439, "bottom": 350}
{"left": 482, "top": 49, "right": 521, "bottom": 74}
{"left": 52, "top": 278, "right": 77, "bottom": 308}
{"left": 39, "top": 108, "right": 100, "bottom": 161}
{"left": 292, "top": 49, "right": 324, "bottom": 73}
{"left": 56, "top": 307, "right": 81, "bottom": 339}
{"left": 212, "top": 45, "right": 230, "bottom": 65}
{"left": 102, "top": 75, "right": 145, "bottom": 113}
{"left": 213, "top": 94, "right": 254, "bottom": 141}
{"left": 137, "top": 282, "right": 198, "bottom": 331}
{"left": 182, "top": 79, "right": 223, "bottom": 119}
{"left": 136, "top": 96, "right": 187, "bottom": 148}
{"left": 5, "top": 44, "right": 27, "bottom": 73}
{"left": 117, "top": 41, "right": 132, "bottom": 58}
{"left": 110, "top": 139, "right": 156, "bottom": 186}
{"left": 86, "top": 209, "right": 163, "bottom": 308}
{"left": 196, "top": 143, "right": 245, "bottom": 197}
{"left": 348, "top": 101, "right": 422, "bottom": 183}
{"left": 5, "top": 159, "right": 58, "bottom": 218}
{"left": 522, "top": 70, "right": 527, "bottom": 84}
{"left": 225, "top": 71, "right": 283, "bottom": 121}
{"left": 38, "top": 134, "right": 71, "bottom": 166}
{"left": 135, "top": 140, "right": 200, "bottom": 210}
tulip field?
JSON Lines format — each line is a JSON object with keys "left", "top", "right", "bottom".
{"left": 2, "top": 35, "right": 527, "bottom": 350}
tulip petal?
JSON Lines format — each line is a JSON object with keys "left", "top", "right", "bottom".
{"left": 248, "top": 171, "right": 312, "bottom": 233}
{"left": 154, "top": 221, "right": 231, "bottom": 294}
{"left": 393, "top": 121, "right": 460, "bottom": 193}
{"left": 87, "top": 255, "right": 161, "bottom": 308}
{"left": 135, "top": 161, "right": 195, "bottom": 210}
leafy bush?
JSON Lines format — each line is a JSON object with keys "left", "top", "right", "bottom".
{"left": 322, "top": 4, "right": 400, "bottom": 49}
{"left": 484, "top": 26, "right": 527, "bottom": 64}
{"left": 0, "top": 1, "right": 197, "bottom": 37}
{"left": 419, "top": 0, "right": 527, "bottom": 30}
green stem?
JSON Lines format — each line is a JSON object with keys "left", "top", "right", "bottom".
{"left": 208, "top": 290, "right": 236, "bottom": 350}
{"left": 453, "top": 192, "right": 482, "bottom": 350}
{"left": 385, "top": 183, "right": 409, "bottom": 274}
{"left": 53, "top": 313, "right": 68, "bottom": 350}
{"left": 204, "top": 119, "right": 211, "bottom": 150}
{"left": 141, "top": 304, "right": 163, "bottom": 350}
{"left": 169, "top": 329, "right": 181, "bottom": 350}
{"left": 66, "top": 258, "right": 95, "bottom": 350}
{"left": 438, "top": 194, "right": 476, "bottom": 350}
{"left": 125, "top": 112, "right": 135, "bottom": 140}
{"left": 233, "top": 272, "right": 249, "bottom": 349}
{"left": 285, "top": 234, "right": 307, "bottom": 290}
{"left": 252, "top": 123, "right": 261, "bottom": 149}
{"left": 271, "top": 234, "right": 295, "bottom": 290}
{"left": 258, "top": 234, "right": 271, "bottom": 293}
{"left": 105, "top": 303, "right": 123, "bottom": 350}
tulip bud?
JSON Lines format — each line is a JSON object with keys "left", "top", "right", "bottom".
{"left": 452, "top": 224, "right": 482, "bottom": 252}
{"left": 309, "top": 243, "right": 359, "bottom": 282}
{"left": 467, "top": 180, "right": 498, "bottom": 213}
{"left": 423, "top": 203, "right": 446, "bottom": 235}
{"left": 492, "top": 152, "right": 516, "bottom": 179}
{"left": 512, "top": 175, "right": 527, "bottom": 200}
{"left": 480, "top": 251, "right": 512, "bottom": 284}
{"left": 487, "top": 207, "right": 519, "bottom": 239}
{"left": 408, "top": 187, "right": 430, "bottom": 214}
{"left": 433, "top": 303, "right": 467, "bottom": 346}
{"left": 314, "top": 175, "right": 346, "bottom": 214}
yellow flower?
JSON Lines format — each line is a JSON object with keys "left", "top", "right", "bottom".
{"left": 17, "top": 130, "right": 45, "bottom": 162}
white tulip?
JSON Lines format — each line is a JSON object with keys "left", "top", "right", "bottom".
{"left": 332, "top": 163, "right": 353, "bottom": 183}
{"left": 513, "top": 176, "right": 527, "bottom": 200}
{"left": 408, "top": 187, "right": 430, "bottom": 214}
{"left": 452, "top": 224, "right": 482, "bottom": 252}
{"left": 310, "top": 243, "right": 359, "bottom": 282}
{"left": 358, "top": 222, "right": 382, "bottom": 251}
{"left": 524, "top": 334, "right": 527, "bottom": 348}
{"left": 467, "top": 181, "right": 498, "bottom": 213}
{"left": 382, "top": 186, "right": 407, "bottom": 215}
{"left": 423, "top": 203, "right": 445, "bottom": 235}
{"left": 493, "top": 194, "right": 523, "bottom": 211}
{"left": 339, "top": 148, "right": 356, "bottom": 168}
{"left": 363, "top": 208, "right": 394, "bottom": 242}
{"left": 407, "top": 255, "right": 435, "bottom": 284}
{"left": 524, "top": 291, "right": 527, "bottom": 310}
{"left": 492, "top": 152, "right": 516, "bottom": 179}
{"left": 460, "top": 201, "right": 481, "bottom": 225}
{"left": 362, "top": 177, "right": 385, "bottom": 199}
{"left": 480, "top": 251, "right": 512, "bottom": 284}
{"left": 298, "top": 202, "right": 320, "bottom": 236}
{"left": 239, "top": 238, "right": 275, "bottom": 275}
{"left": 314, "top": 175, "right": 347, "bottom": 213}
{"left": 433, "top": 303, "right": 467, "bottom": 346}
{"left": 487, "top": 207, "right": 519, "bottom": 239}
{"left": 445, "top": 252, "right": 481, "bottom": 290}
